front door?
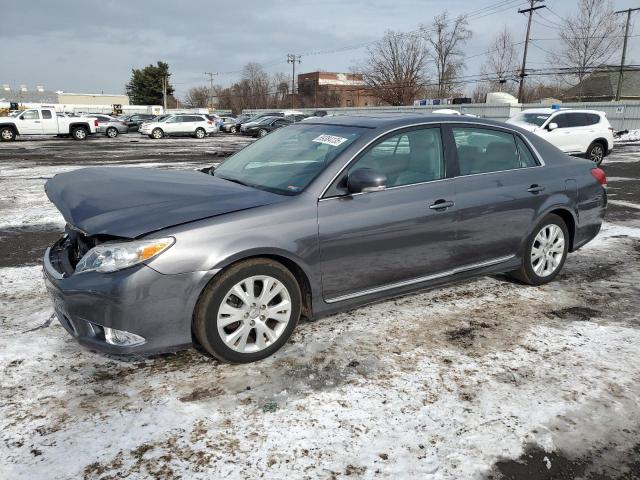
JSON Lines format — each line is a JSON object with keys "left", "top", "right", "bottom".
{"left": 17, "top": 109, "right": 43, "bottom": 134}
{"left": 318, "top": 126, "right": 458, "bottom": 301}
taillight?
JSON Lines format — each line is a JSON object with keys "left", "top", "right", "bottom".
{"left": 94, "top": 119, "right": 99, "bottom": 127}
{"left": 207, "top": 120, "right": 213, "bottom": 125}
{"left": 591, "top": 167, "right": 607, "bottom": 187}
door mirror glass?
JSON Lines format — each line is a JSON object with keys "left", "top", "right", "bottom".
{"left": 347, "top": 168, "right": 387, "bottom": 194}
{"left": 547, "top": 122, "right": 558, "bottom": 131}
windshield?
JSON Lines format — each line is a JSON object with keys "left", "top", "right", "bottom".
{"left": 214, "top": 123, "right": 365, "bottom": 195}
{"left": 511, "top": 112, "right": 551, "bottom": 127}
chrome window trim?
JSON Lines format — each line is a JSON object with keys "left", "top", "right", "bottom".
{"left": 318, "top": 120, "right": 545, "bottom": 200}
{"left": 325, "top": 254, "right": 515, "bottom": 303}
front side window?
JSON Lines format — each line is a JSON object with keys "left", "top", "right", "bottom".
{"left": 166, "top": 116, "right": 181, "bottom": 123}
{"left": 214, "top": 124, "right": 364, "bottom": 195}
{"left": 21, "top": 110, "right": 40, "bottom": 120}
{"left": 453, "top": 127, "right": 521, "bottom": 175}
{"left": 551, "top": 114, "right": 571, "bottom": 128}
{"left": 348, "top": 127, "right": 444, "bottom": 188}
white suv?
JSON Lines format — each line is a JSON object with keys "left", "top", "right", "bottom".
{"left": 507, "top": 108, "right": 614, "bottom": 165}
{"left": 139, "top": 114, "right": 217, "bottom": 139}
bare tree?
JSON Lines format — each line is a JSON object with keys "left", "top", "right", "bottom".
{"left": 361, "top": 30, "right": 428, "bottom": 106}
{"left": 423, "top": 11, "right": 472, "bottom": 98}
{"left": 183, "top": 86, "right": 210, "bottom": 108}
{"left": 242, "top": 63, "right": 271, "bottom": 109}
{"left": 480, "top": 27, "right": 519, "bottom": 95}
{"left": 552, "top": 0, "right": 622, "bottom": 100}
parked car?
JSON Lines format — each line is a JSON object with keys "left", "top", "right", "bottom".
{"left": 122, "top": 113, "right": 155, "bottom": 132}
{"left": 241, "top": 116, "right": 292, "bottom": 137}
{"left": 138, "top": 114, "right": 217, "bottom": 139}
{"left": 87, "top": 114, "right": 129, "bottom": 138}
{"left": 507, "top": 108, "right": 614, "bottom": 165}
{"left": 140, "top": 114, "right": 172, "bottom": 128}
{"left": 43, "top": 113, "right": 607, "bottom": 362}
{"left": 0, "top": 107, "right": 98, "bottom": 141}
{"left": 218, "top": 116, "right": 239, "bottom": 133}
{"left": 225, "top": 114, "right": 254, "bottom": 133}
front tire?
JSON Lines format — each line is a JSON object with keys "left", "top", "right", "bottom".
{"left": 151, "top": 128, "right": 163, "bottom": 139}
{"left": 71, "top": 126, "right": 88, "bottom": 140}
{"left": 0, "top": 127, "right": 16, "bottom": 141}
{"left": 193, "top": 259, "right": 301, "bottom": 363}
{"left": 586, "top": 141, "right": 605, "bottom": 166}
{"left": 258, "top": 128, "right": 268, "bottom": 137}
{"left": 106, "top": 127, "right": 118, "bottom": 138}
{"left": 509, "top": 214, "right": 569, "bottom": 285}
{"left": 230, "top": 126, "right": 237, "bottom": 134}
{"left": 194, "top": 127, "right": 206, "bottom": 139}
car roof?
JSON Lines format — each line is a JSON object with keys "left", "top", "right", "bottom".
{"left": 302, "top": 112, "right": 518, "bottom": 129}
{"left": 520, "top": 108, "right": 604, "bottom": 115}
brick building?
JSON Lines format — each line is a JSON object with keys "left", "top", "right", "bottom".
{"left": 297, "top": 72, "right": 381, "bottom": 108}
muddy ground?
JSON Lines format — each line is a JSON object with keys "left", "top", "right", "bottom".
{"left": 1, "top": 133, "right": 639, "bottom": 479}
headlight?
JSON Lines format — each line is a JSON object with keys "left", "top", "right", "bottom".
{"left": 75, "top": 237, "right": 174, "bottom": 274}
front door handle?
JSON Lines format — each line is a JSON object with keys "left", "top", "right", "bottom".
{"left": 429, "top": 199, "right": 455, "bottom": 210}
{"left": 528, "top": 184, "right": 545, "bottom": 193}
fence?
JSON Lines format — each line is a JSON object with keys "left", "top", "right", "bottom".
{"left": 244, "top": 101, "right": 640, "bottom": 131}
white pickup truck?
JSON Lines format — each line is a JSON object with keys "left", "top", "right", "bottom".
{"left": 0, "top": 107, "right": 98, "bottom": 141}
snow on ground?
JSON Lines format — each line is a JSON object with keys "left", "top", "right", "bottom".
{"left": 616, "top": 129, "right": 640, "bottom": 143}
{"left": 1, "top": 136, "right": 640, "bottom": 479}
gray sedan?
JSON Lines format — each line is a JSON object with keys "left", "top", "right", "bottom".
{"left": 43, "top": 114, "right": 607, "bottom": 363}
{"left": 89, "top": 114, "right": 129, "bottom": 137}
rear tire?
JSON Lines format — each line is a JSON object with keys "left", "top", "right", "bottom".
{"left": 71, "top": 126, "right": 88, "bottom": 140}
{"left": 194, "top": 127, "right": 206, "bottom": 139}
{"left": 508, "top": 214, "right": 569, "bottom": 286}
{"left": 230, "top": 126, "right": 237, "bottom": 134}
{"left": 106, "top": 127, "right": 118, "bottom": 138}
{"left": 151, "top": 128, "right": 163, "bottom": 139}
{"left": 193, "top": 258, "right": 301, "bottom": 363}
{"left": 586, "top": 141, "right": 606, "bottom": 166}
{"left": 0, "top": 127, "right": 16, "bottom": 141}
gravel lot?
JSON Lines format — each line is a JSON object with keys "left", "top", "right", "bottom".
{"left": 1, "top": 133, "right": 639, "bottom": 479}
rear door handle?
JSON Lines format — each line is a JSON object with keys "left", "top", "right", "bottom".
{"left": 527, "top": 184, "right": 545, "bottom": 193}
{"left": 429, "top": 200, "right": 455, "bottom": 210}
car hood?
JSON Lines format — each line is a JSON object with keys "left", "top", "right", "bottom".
{"left": 45, "top": 167, "right": 286, "bottom": 238}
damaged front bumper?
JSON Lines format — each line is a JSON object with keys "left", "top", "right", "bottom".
{"left": 42, "top": 236, "right": 216, "bottom": 356}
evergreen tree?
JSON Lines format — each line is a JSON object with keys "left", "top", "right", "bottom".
{"left": 125, "top": 61, "right": 174, "bottom": 105}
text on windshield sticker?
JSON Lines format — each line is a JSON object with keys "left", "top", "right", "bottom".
{"left": 312, "top": 134, "right": 348, "bottom": 147}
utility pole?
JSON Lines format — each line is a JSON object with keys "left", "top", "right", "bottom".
{"left": 204, "top": 72, "right": 218, "bottom": 110}
{"left": 287, "top": 54, "right": 301, "bottom": 108}
{"left": 517, "top": 0, "right": 546, "bottom": 104}
{"left": 162, "top": 76, "right": 167, "bottom": 110}
{"left": 615, "top": 8, "right": 640, "bottom": 101}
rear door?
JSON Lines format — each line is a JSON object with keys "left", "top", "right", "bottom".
{"left": 449, "top": 125, "right": 550, "bottom": 264}
{"left": 40, "top": 109, "right": 58, "bottom": 134}
{"left": 318, "top": 126, "right": 458, "bottom": 301}
{"left": 544, "top": 113, "right": 581, "bottom": 153}
{"left": 17, "top": 109, "right": 43, "bottom": 134}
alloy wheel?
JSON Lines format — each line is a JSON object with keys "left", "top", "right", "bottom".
{"left": 217, "top": 275, "right": 292, "bottom": 353}
{"left": 530, "top": 224, "right": 565, "bottom": 277}
{"left": 107, "top": 128, "right": 117, "bottom": 138}
{"left": 590, "top": 144, "right": 604, "bottom": 163}
{"left": 196, "top": 129, "right": 205, "bottom": 139}
{"left": 152, "top": 129, "right": 163, "bottom": 139}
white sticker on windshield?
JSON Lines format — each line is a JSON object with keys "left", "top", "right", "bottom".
{"left": 312, "top": 134, "right": 348, "bottom": 147}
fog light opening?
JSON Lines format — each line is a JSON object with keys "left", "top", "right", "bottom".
{"left": 103, "top": 327, "right": 145, "bottom": 347}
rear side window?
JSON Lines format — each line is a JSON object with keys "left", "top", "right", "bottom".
{"left": 453, "top": 127, "right": 521, "bottom": 175}
{"left": 584, "top": 113, "right": 601, "bottom": 125}
{"left": 516, "top": 136, "right": 539, "bottom": 167}
{"left": 42, "top": 110, "right": 53, "bottom": 119}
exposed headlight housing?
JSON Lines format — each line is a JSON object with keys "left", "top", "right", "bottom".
{"left": 75, "top": 237, "right": 174, "bottom": 274}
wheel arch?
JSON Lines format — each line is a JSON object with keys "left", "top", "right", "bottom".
{"left": 0, "top": 123, "right": 19, "bottom": 135}
{"left": 590, "top": 137, "right": 609, "bottom": 152}
{"left": 68, "top": 122, "right": 91, "bottom": 134}
{"left": 534, "top": 205, "right": 577, "bottom": 251}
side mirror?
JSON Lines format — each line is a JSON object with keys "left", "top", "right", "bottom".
{"left": 547, "top": 122, "right": 558, "bottom": 131}
{"left": 347, "top": 168, "right": 387, "bottom": 194}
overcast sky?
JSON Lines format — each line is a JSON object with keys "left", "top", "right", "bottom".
{"left": 3, "top": 0, "right": 639, "bottom": 98}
